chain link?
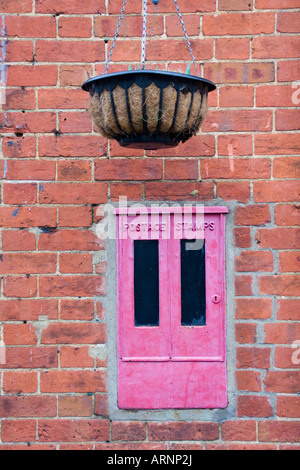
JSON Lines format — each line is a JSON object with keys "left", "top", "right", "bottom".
{"left": 104, "top": 0, "right": 127, "bottom": 74}
{"left": 104, "top": 0, "right": 200, "bottom": 76}
{"left": 141, "top": 0, "right": 148, "bottom": 68}
{"left": 172, "top": 0, "right": 200, "bottom": 77}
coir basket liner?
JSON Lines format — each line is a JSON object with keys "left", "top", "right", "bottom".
{"left": 82, "top": 70, "right": 216, "bottom": 150}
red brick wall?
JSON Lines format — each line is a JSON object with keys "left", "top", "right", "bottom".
{"left": 0, "top": 0, "right": 299, "bottom": 450}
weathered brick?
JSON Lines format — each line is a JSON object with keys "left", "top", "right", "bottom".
{"left": 38, "top": 419, "right": 110, "bottom": 442}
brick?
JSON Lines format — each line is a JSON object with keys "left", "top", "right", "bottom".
{"left": 277, "top": 12, "right": 300, "bottom": 33}
{"left": 145, "top": 182, "right": 214, "bottom": 201}
{"left": 95, "top": 158, "right": 163, "bottom": 181}
{"left": 1, "top": 420, "right": 36, "bottom": 443}
{"left": 0, "top": 207, "right": 56, "bottom": 228}
{"left": 4, "top": 40, "right": 34, "bottom": 62}
{"left": 40, "top": 370, "right": 107, "bottom": 393}
{"left": 277, "top": 299, "right": 300, "bottom": 320}
{"left": 95, "top": 15, "right": 163, "bottom": 38}
{"left": 5, "top": 15, "right": 56, "bottom": 37}
{"left": 39, "top": 135, "right": 107, "bottom": 157}
{"left": 256, "top": 228, "right": 300, "bottom": 249}
{"left": 38, "top": 89, "right": 89, "bottom": 110}
{"left": 277, "top": 397, "right": 300, "bottom": 418}
{"left": 2, "top": 346, "right": 58, "bottom": 369}
{"left": 235, "top": 371, "right": 261, "bottom": 392}
{"left": 203, "top": 110, "right": 273, "bottom": 133}
{"left": 148, "top": 422, "right": 219, "bottom": 441}
{"left": 3, "top": 371, "right": 37, "bottom": 393}
{"left": 236, "top": 347, "right": 271, "bottom": 369}
{"left": 165, "top": 15, "right": 199, "bottom": 37}
{"left": 58, "top": 396, "right": 93, "bottom": 417}
{"left": 2, "top": 230, "right": 36, "bottom": 252}
{"left": 217, "top": 182, "right": 250, "bottom": 203}
{"left": 60, "top": 65, "right": 93, "bottom": 87}
{"left": 59, "top": 253, "right": 93, "bottom": 274}
{"left": 279, "top": 252, "right": 300, "bottom": 273}
{"left": 146, "top": 38, "right": 213, "bottom": 61}
{"left": 112, "top": 422, "right": 147, "bottom": 441}
{"left": 39, "top": 182, "right": 107, "bottom": 204}
{"left": 2, "top": 136, "right": 36, "bottom": 158}
{"left": 58, "top": 17, "right": 92, "bottom": 38}
{"left": 235, "top": 205, "right": 271, "bottom": 226}
{"left": 252, "top": 36, "right": 300, "bottom": 59}
{"left": 264, "top": 371, "right": 300, "bottom": 393}
{"left": 3, "top": 183, "right": 37, "bottom": 205}
{"left": 277, "top": 60, "right": 300, "bottom": 82}
{"left": 57, "top": 160, "right": 92, "bottom": 181}
{"left": 237, "top": 396, "right": 273, "bottom": 418}
{"left": 254, "top": 181, "right": 299, "bottom": 203}
{"left": 258, "top": 275, "right": 300, "bottom": 297}
{"left": 6, "top": 65, "right": 58, "bottom": 87}
{"left": 218, "top": 135, "right": 252, "bottom": 156}
{"left": 275, "top": 204, "right": 300, "bottom": 227}
{"left": 273, "top": 157, "right": 300, "bottom": 178}
{"left": 259, "top": 421, "right": 300, "bottom": 443}
{"left": 215, "top": 37, "right": 250, "bottom": 60}
{"left": 204, "top": 62, "right": 274, "bottom": 84}
{"left": 4, "top": 323, "right": 37, "bottom": 345}
{"left": 94, "top": 394, "right": 109, "bottom": 417}
{"left": 276, "top": 110, "right": 300, "bottom": 131}
{"left": 235, "top": 298, "right": 272, "bottom": 320}
{"left": 38, "top": 419, "right": 109, "bottom": 442}
{"left": 256, "top": 85, "right": 298, "bottom": 108}
{"left": 0, "top": 396, "right": 56, "bottom": 417}
{"left": 39, "top": 275, "right": 106, "bottom": 297}
{"left": 147, "top": 135, "right": 215, "bottom": 158}
{"left": 203, "top": 12, "right": 274, "bottom": 35}
{"left": 235, "top": 276, "right": 253, "bottom": 296}
{"left": 234, "top": 227, "right": 252, "bottom": 248}
{"left": 3, "top": 88, "right": 36, "bottom": 111}
{"left": 36, "top": 40, "right": 105, "bottom": 63}
{"left": 0, "top": 112, "right": 56, "bottom": 134}
{"left": 3, "top": 275, "right": 37, "bottom": 298}
{"left": 60, "top": 346, "right": 95, "bottom": 368}
{"left": 264, "top": 323, "right": 300, "bottom": 345}
{"left": 36, "top": 0, "right": 105, "bottom": 14}
{"left": 219, "top": 86, "right": 254, "bottom": 108}
{"left": 4, "top": 160, "right": 56, "bottom": 181}
{"left": 221, "top": 420, "right": 256, "bottom": 441}
{"left": 201, "top": 158, "right": 270, "bottom": 179}
{"left": 147, "top": 0, "right": 216, "bottom": 13}
{"left": 58, "top": 207, "right": 93, "bottom": 228}
{"left": 274, "top": 347, "right": 299, "bottom": 369}
{"left": 0, "top": 0, "right": 33, "bottom": 13}
{"left": 110, "top": 183, "right": 144, "bottom": 202}
{"left": 235, "top": 251, "right": 273, "bottom": 272}
{"left": 256, "top": 0, "right": 300, "bottom": 7}
{"left": 59, "top": 112, "right": 92, "bottom": 134}
{"left": 0, "top": 253, "right": 57, "bottom": 274}
{"left": 235, "top": 323, "right": 257, "bottom": 344}
{"left": 0, "top": 300, "right": 58, "bottom": 321}
{"left": 60, "top": 299, "right": 95, "bottom": 320}
{"left": 219, "top": 0, "right": 253, "bottom": 10}
{"left": 41, "top": 322, "right": 106, "bottom": 345}
{"left": 38, "top": 230, "right": 103, "bottom": 251}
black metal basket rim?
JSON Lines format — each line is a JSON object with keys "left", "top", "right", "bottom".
{"left": 82, "top": 69, "right": 216, "bottom": 93}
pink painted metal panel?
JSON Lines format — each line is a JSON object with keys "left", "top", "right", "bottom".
{"left": 118, "top": 361, "right": 228, "bottom": 409}
{"left": 170, "top": 213, "right": 226, "bottom": 361}
{"left": 116, "top": 206, "right": 228, "bottom": 409}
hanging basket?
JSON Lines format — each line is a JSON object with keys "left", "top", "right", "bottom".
{"left": 82, "top": 70, "right": 216, "bottom": 150}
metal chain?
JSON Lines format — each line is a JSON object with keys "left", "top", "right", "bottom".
{"left": 172, "top": 0, "right": 200, "bottom": 77}
{"left": 104, "top": 0, "right": 127, "bottom": 74}
{"left": 141, "top": 0, "right": 148, "bottom": 68}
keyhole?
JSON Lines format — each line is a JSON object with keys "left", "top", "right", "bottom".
{"left": 212, "top": 295, "right": 220, "bottom": 304}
